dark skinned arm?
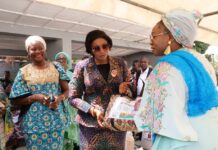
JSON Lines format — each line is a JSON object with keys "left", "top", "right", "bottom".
{"left": 49, "top": 80, "right": 69, "bottom": 110}
{"left": 11, "top": 94, "right": 50, "bottom": 107}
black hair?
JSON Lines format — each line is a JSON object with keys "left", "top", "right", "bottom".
{"left": 85, "top": 30, "right": 112, "bottom": 55}
{"left": 139, "top": 56, "right": 149, "bottom": 62}
{"left": 132, "top": 60, "right": 139, "bottom": 66}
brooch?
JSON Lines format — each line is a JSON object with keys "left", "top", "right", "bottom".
{"left": 111, "top": 69, "right": 118, "bottom": 77}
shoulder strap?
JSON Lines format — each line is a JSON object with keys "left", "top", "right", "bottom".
{"left": 146, "top": 68, "right": 153, "bottom": 78}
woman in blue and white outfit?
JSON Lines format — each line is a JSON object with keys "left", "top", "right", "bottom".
{"left": 134, "top": 9, "right": 218, "bottom": 149}
{"left": 10, "top": 35, "right": 70, "bottom": 150}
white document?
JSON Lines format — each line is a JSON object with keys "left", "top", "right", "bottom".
{"left": 108, "top": 96, "right": 136, "bottom": 120}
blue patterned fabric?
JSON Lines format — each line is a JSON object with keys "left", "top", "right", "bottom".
{"left": 9, "top": 62, "right": 70, "bottom": 134}
{"left": 158, "top": 49, "right": 218, "bottom": 116}
{"left": 24, "top": 130, "right": 64, "bottom": 150}
{"left": 53, "top": 61, "right": 70, "bottom": 81}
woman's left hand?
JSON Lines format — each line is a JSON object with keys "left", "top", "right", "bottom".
{"left": 94, "top": 109, "right": 105, "bottom": 128}
{"left": 48, "top": 95, "right": 63, "bottom": 110}
{"left": 119, "top": 82, "right": 131, "bottom": 95}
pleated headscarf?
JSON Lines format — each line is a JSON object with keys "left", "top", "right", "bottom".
{"left": 55, "top": 52, "right": 71, "bottom": 69}
{"left": 162, "top": 9, "right": 202, "bottom": 47}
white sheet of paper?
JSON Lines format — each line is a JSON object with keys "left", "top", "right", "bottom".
{"left": 108, "top": 96, "right": 136, "bottom": 120}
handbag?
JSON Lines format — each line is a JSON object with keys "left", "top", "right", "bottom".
{"left": 103, "top": 95, "right": 137, "bottom": 131}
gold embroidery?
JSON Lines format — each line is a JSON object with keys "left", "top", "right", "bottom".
{"left": 21, "top": 63, "right": 59, "bottom": 85}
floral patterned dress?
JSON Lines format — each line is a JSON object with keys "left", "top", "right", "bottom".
{"left": 10, "top": 62, "right": 70, "bottom": 150}
{"left": 69, "top": 56, "right": 131, "bottom": 150}
{"left": 134, "top": 50, "right": 218, "bottom": 149}
{"left": 0, "top": 83, "right": 13, "bottom": 150}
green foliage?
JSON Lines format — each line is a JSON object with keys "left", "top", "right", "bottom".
{"left": 193, "top": 41, "right": 218, "bottom": 75}
{"left": 205, "top": 54, "right": 212, "bottom": 62}
{"left": 193, "top": 41, "right": 209, "bottom": 54}
{"left": 212, "top": 63, "right": 218, "bottom": 75}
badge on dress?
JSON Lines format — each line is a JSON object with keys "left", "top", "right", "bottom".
{"left": 111, "top": 69, "right": 117, "bottom": 77}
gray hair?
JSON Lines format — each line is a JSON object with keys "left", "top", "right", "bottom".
{"left": 25, "top": 35, "right": 46, "bottom": 52}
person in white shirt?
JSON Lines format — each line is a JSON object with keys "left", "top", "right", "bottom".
{"left": 134, "top": 56, "right": 153, "bottom": 149}
{"left": 135, "top": 56, "right": 152, "bottom": 97}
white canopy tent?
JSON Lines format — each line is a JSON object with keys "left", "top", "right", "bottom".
{"left": 205, "top": 46, "right": 218, "bottom": 55}
{"left": 38, "top": 0, "right": 218, "bottom": 46}
{"left": 0, "top": 0, "right": 217, "bottom": 58}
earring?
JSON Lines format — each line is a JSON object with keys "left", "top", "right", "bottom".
{"left": 164, "top": 41, "right": 171, "bottom": 55}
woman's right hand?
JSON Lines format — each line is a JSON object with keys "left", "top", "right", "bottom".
{"left": 89, "top": 107, "right": 105, "bottom": 127}
{"left": 134, "top": 97, "right": 142, "bottom": 111}
{"left": 95, "top": 109, "right": 104, "bottom": 128}
{"left": 32, "top": 94, "right": 50, "bottom": 107}
{"left": 119, "top": 82, "right": 131, "bottom": 95}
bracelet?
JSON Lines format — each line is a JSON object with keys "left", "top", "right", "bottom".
{"left": 90, "top": 107, "right": 96, "bottom": 117}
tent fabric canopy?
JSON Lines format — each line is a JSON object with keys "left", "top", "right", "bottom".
{"left": 125, "top": 0, "right": 218, "bottom": 46}
{"left": 38, "top": 0, "right": 218, "bottom": 46}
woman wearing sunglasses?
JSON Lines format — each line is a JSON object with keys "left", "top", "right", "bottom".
{"left": 69, "top": 30, "right": 131, "bottom": 149}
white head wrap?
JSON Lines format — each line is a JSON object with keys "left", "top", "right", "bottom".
{"left": 25, "top": 35, "right": 46, "bottom": 52}
{"left": 162, "top": 9, "right": 202, "bottom": 47}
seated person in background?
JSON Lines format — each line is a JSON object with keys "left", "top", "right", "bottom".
{"left": 0, "top": 71, "right": 13, "bottom": 96}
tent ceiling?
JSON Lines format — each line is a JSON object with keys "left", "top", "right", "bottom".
{"left": 0, "top": 0, "right": 217, "bottom": 58}
{"left": 0, "top": 0, "right": 150, "bottom": 58}
{"left": 38, "top": 0, "right": 218, "bottom": 45}
{"left": 121, "top": 0, "right": 218, "bottom": 45}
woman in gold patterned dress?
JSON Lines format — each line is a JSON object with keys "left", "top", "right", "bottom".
{"left": 10, "top": 35, "right": 70, "bottom": 150}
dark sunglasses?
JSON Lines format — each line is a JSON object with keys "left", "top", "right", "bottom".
{"left": 92, "top": 44, "right": 110, "bottom": 52}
